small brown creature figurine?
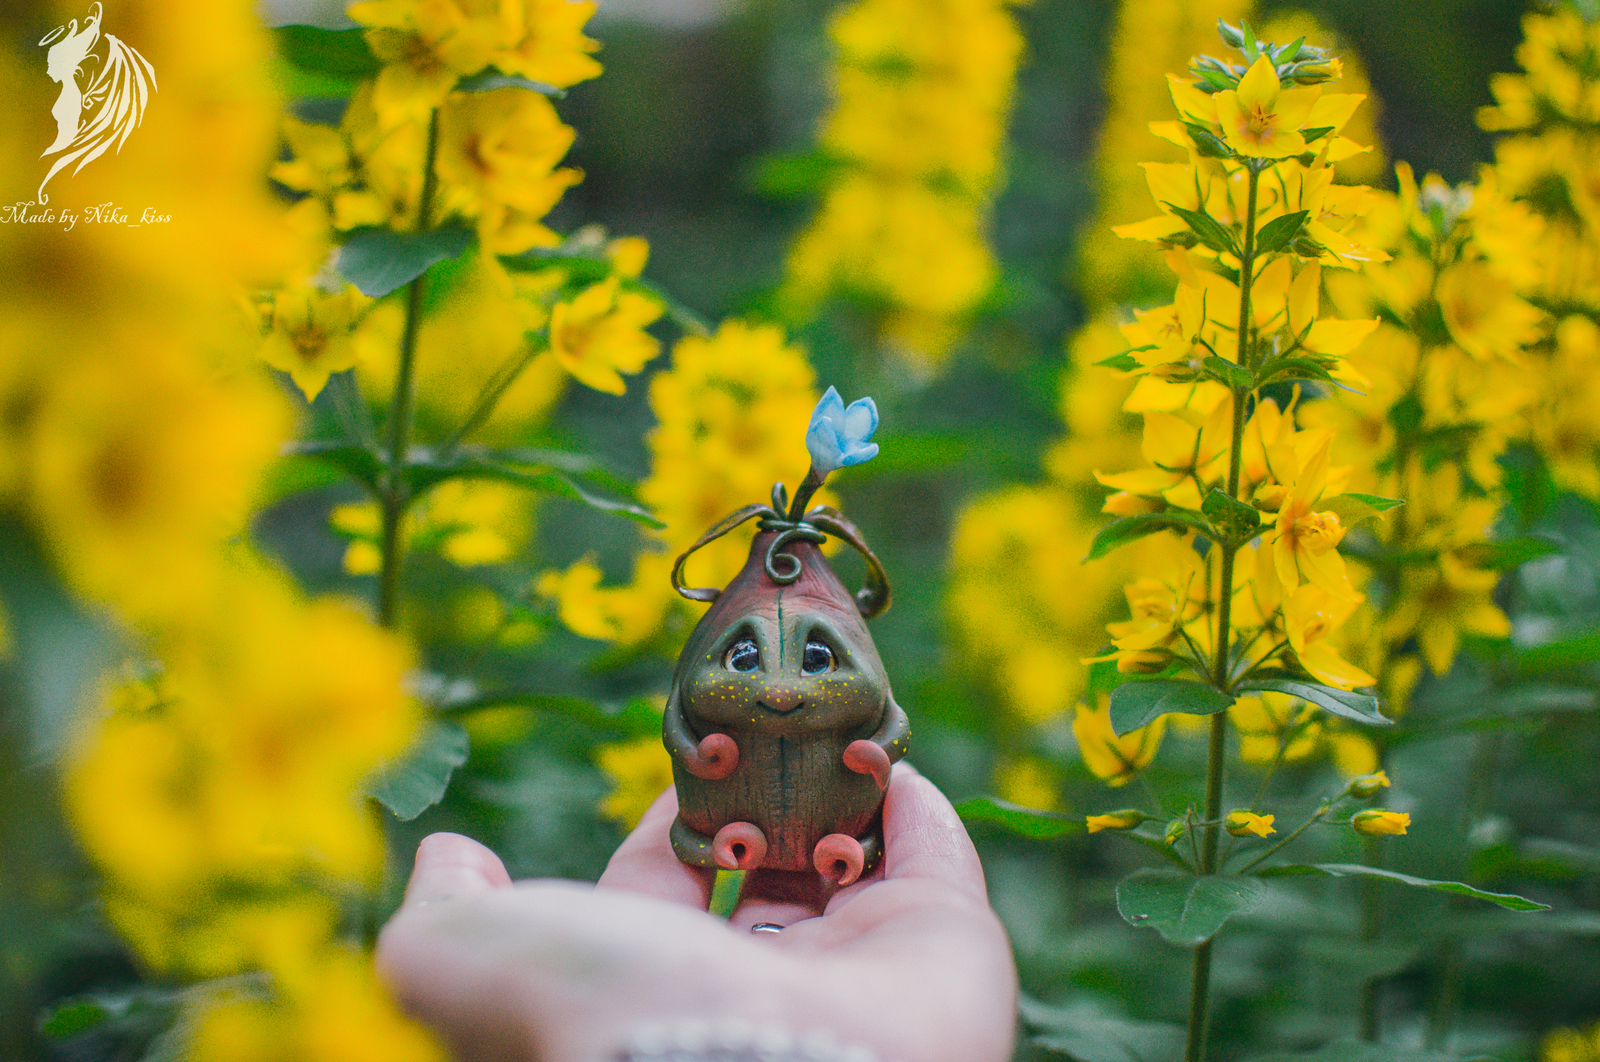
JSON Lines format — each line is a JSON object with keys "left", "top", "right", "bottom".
{"left": 663, "top": 388, "right": 909, "bottom": 886}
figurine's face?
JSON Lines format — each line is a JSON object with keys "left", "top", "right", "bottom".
{"left": 681, "top": 588, "right": 889, "bottom": 734}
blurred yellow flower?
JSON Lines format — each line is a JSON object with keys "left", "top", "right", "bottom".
{"left": 596, "top": 733, "right": 673, "bottom": 829}
{"left": 549, "top": 277, "right": 663, "bottom": 394}
{"left": 435, "top": 88, "right": 582, "bottom": 254}
{"left": 1073, "top": 695, "right": 1166, "bottom": 787}
{"left": 259, "top": 284, "right": 370, "bottom": 400}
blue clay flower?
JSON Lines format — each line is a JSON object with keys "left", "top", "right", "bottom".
{"left": 806, "top": 386, "right": 879, "bottom": 475}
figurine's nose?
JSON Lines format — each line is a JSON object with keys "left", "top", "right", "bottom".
{"left": 759, "top": 685, "right": 803, "bottom": 714}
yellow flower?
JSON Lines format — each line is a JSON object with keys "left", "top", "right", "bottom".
{"left": 1352, "top": 809, "right": 1410, "bottom": 837}
{"left": 537, "top": 555, "right": 668, "bottom": 644}
{"left": 1267, "top": 432, "right": 1357, "bottom": 600}
{"left": 596, "top": 733, "right": 673, "bottom": 829}
{"left": 259, "top": 284, "right": 370, "bottom": 401}
{"left": 1383, "top": 552, "right": 1510, "bottom": 676}
{"left": 493, "top": 0, "right": 602, "bottom": 89}
{"left": 435, "top": 88, "right": 583, "bottom": 255}
{"left": 1095, "top": 400, "right": 1232, "bottom": 510}
{"left": 1284, "top": 583, "right": 1376, "bottom": 691}
{"left": 1224, "top": 810, "right": 1276, "bottom": 838}
{"left": 350, "top": 0, "right": 502, "bottom": 128}
{"left": 1435, "top": 259, "right": 1542, "bottom": 362}
{"left": 1214, "top": 55, "right": 1322, "bottom": 159}
{"left": 549, "top": 277, "right": 663, "bottom": 394}
{"left": 1086, "top": 809, "right": 1146, "bottom": 833}
{"left": 1072, "top": 696, "right": 1166, "bottom": 787}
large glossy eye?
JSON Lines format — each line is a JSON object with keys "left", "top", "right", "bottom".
{"left": 801, "top": 639, "right": 835, "bottom": 675}
{"left": 724, "top": 638, "right": 760, "bottom": 672}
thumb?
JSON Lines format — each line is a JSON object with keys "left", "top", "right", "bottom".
{"left": 401, "top": 832, "right": 512, "bottom": 910}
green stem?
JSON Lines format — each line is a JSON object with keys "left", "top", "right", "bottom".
{"left": 377, "top": 107, "right": 442, "bottom": 630}
{"left": 1358, "top": 835, "right": 1382, "bottom": 1040}
{"left": 1183, "top": 161, "right": 1261, "bottom": 1062}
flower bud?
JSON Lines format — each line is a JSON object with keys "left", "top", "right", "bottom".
{"left": 1352, "top": 809, "right": 1410, "bottom": 836}
{"left": 1086, "top": 809, "right": 1146, "bottom": 833}
{"left": 1103, "top": 491, "right": 1163, "bottom": 516}
{"left": 1163, "top": 819, "right": 1186, "bottom": 846}
{"left": 1224, "top": 810, "right": 1276, "bottom": 838}
{"left": 1345, "top": 770, "right": 1391, "bottom": 799}
{"left": 1117, "top": 649, "right": 1170, "bottom": 674}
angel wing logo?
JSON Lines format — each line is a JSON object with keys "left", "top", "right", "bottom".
{"left": 37, "top": 3, "right": 157, "bottom": 205}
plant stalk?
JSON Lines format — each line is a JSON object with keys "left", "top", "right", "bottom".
{"left": 1184, "top": 161, "right": 1261, "bottom": 1062}
{"left": 377, "top": 107, "right": 442, "bottom": 630}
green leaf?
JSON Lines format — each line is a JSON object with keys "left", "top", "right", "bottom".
{"left": 1256, "top": 863, "right": 1549, "bottom": 911}
{"left": 1202, "top": 355, "right": 1253, "bottom": 391}
{"left": 1256, "top": 355, "right": 1336, "bottom": 385}
{"left": 1202, "top": 487, "right": 1261, "bottom": 542}
{"left": 283, "top": 440, "right": 385, "bottom": 492}
{"left": 1319, "top": 492, "right": 1403, "bottom": 530}
{"left": 1300, "top": 937, "right": 1420, "bottom": 980}
{"left": 1300, "top": 125, "right": 1336, "bottom": 145}
{"left": 273, "top": 26, "right": 380, "bottom": 79}
{"left": 457, "top": 70, "right": 561, "bottom": 95}
{"left": 1109, "top": 679, "right": 1234, "bottom": 735}
{"left": 1253, "top": 210, "right": 1309, "bottom": 254}
{"left": 1022, "top": 1000, "right": 1185, "bottom": 1062}
{"left": 1235, "top": 677, "right": 1391, "bottom": 726}
{"left": 955, "top": 796, "right": 1081, "bottom": 840}
{"left": 1116, "top": 868, "right": 1265, "bottom": 945}
{"left": 404, "top": 448, "right": 664, "bottom": 528}
{"left": 1094, "top": 352, "right": 1142, "bottom": 372}
{"left": 1516, "top": 628, "right": 1600, "bottom": 673}
{"left": 366, "top": 721, "right": 471, "bottom": 821}
{"left": 1165, "top": 203, "right": 1241, "bottom": 257}
{"left": 337, "top": 225, "right": 475, "bottom": 299}
{"left": 1184, "top": 122, "right": 1234, "bottom": 159}
{"left": 1086, "top": 512, "right": 1215, "bottom": 561}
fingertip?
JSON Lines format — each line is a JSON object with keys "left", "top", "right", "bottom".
{"left": 882, "top": 768, "right": 987, "bottom": 900}
{"left": 403, "top": 832, "right": 512, "bottom": 908}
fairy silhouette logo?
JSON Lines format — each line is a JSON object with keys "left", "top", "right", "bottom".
{"left": 37, "top": 3, "right": 156, "bottom": 205}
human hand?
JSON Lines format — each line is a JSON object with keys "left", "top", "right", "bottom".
{"left": 376, "top": 763, "right": 1016, "bottom": 1062}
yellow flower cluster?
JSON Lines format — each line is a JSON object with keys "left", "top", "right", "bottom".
{"left": 1303, "top": 164, "right": 1541, "bottom": 706}
{"left": 951, "top": 22, "right": 1395, "bottom": 800}
{"left": 267, "top": 0, "right": 661, "bottom": 419}
{"left": 784, "top": 0, "right": 1023, "bottom": 364}
{"left": 541, "top": 321, "right": 832, "bottom": 645}
{"left": 1, "top": 0, "right": 436, "bottom": 1056}
{"left": 1479, "top": 8, "right": 1600, "bottom": 495}
{"left": 1079, "top": 0, "right": 1384, "bottom": 310}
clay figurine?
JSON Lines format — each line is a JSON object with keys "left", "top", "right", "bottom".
{"left": 663, "top": 388, "right": 910, "bottom": 886}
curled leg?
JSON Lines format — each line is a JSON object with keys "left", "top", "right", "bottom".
{"left": 812, "top": 833, "right": 866, "bottom": 887}
{"left": 669, "top": 815, "right": 718, "bottom": 869}
{"left": 711, "top": 821, "right": 769, "bottom": 871}
{"left": 663, "top": 691, "right": 738, "bottom": 780}
{"left": 843, "top": 739, "right": 891, "bottom": 790}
